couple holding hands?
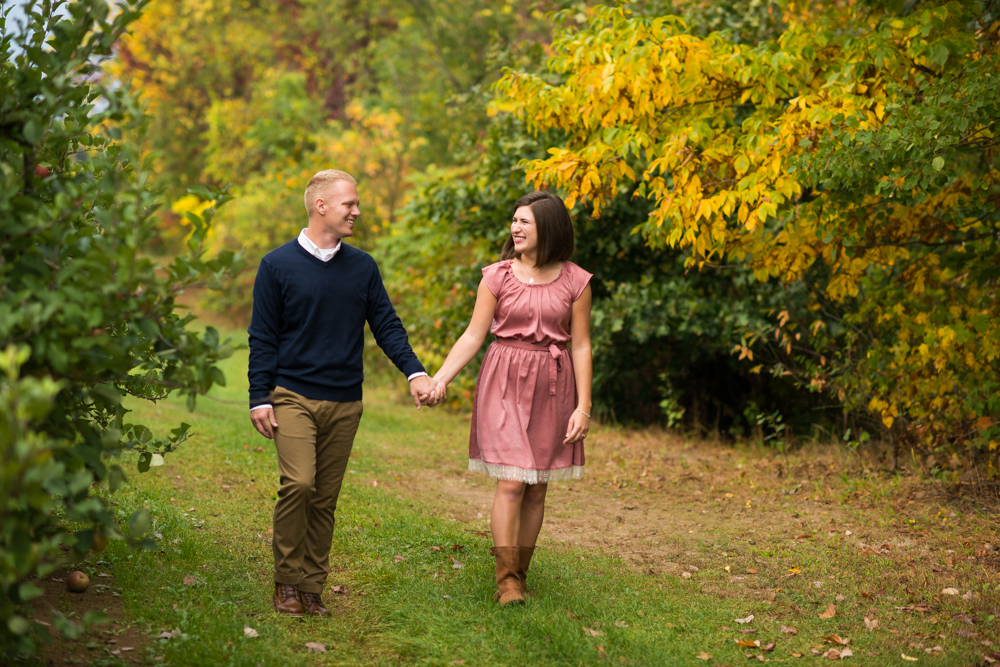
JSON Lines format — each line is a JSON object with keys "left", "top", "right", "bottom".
{"left": 248, "top": 169, "right": 592, "bottom": 617}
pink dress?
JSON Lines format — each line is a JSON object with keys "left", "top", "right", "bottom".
{"left": 469, "top": 259, "right": 593, "bottom": 484}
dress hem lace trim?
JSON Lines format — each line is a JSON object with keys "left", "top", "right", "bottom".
{"left": 468, "top": 459, "right": 584, "bottom": 484}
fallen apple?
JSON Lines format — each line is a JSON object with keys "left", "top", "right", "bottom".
{"left": 67, "top": 571, "right": 89, "bottom": 593}
{"left": 92, "top": 533, "right": 107, "bottom": 553}
{"left": 34, "top": 164, "right": 51, "bottom": 178}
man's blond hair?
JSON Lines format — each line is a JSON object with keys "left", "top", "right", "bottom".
{"left": 304, "top": 169, "right": 357, "bottom": 217}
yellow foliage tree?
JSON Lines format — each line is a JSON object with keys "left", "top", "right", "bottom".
{"left": 498, "top": 2, "right": 1000, "bottom": 467}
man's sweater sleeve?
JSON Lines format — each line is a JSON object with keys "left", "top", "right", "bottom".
{"left": 366, "top": 261, "right": 425, "bottom": 378}
{"left": 247, "top": 260, "right": 281, "bottom": 408}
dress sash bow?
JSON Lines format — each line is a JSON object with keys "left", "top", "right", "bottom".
{"left": 494, "top": 337, "right": 567, "bottom": 396}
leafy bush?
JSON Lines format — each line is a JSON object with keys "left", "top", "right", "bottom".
{"left": 377, "top": 116, "right": 826, "bottom": 433}
{"left": 0, "top": 0, "right": 241, "bottom": 656}
{"left": 496, "top": 1, "right": 1000, "bottom": 466}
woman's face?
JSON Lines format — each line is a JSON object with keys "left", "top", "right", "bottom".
{"left": 511, "top": 205, "right": 537, "bottom": 256}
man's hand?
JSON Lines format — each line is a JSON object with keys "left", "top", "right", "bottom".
{"left": 250, "top": 407, "right": 278, "bottom": 439}
{"left": 409, "top": 375, "right": 435, "bottom": 409}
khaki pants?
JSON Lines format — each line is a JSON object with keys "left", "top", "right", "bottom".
{"left": 270, "top": 386, "right": 363, "bottom": 594}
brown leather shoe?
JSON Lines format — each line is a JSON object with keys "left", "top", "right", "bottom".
{"left": 273, "top": 583, "right": 304, "bottom": 617}
{"left": 300, "top": 591, "right": 330, "bottom": 617}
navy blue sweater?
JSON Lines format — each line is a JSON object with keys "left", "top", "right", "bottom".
{"left": 247, "top": 240, "right": 424, "bottom": 406}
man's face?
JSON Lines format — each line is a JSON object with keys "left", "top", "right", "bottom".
{"left": 316, "top": 180, "right": 361, "bottom": 240}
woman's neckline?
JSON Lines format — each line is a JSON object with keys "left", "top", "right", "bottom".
{"left": 508, "top": 258, "right": 565, "bottom": 287}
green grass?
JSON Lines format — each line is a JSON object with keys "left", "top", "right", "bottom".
{"left": 40, "top": 336, "right": 996, "bottom": 666}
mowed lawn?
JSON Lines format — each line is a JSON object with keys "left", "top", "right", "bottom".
{"left": 48, "top": 336, "right": 998, "bottom": 666}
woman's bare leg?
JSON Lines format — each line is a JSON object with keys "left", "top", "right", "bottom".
{"left": 517, "top": 482, "right": 548, "bottom": 547}
{"left": 491, "top": 480, "right": 526, "bottom": 546}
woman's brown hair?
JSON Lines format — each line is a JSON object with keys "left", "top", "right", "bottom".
{"left": 500, "top": 190, "right": 576, "bottom": 268}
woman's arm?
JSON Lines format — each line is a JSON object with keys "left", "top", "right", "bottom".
{"left": 564, "top": 283, "right": 593, "bottom": 444}
{"left": 431, "top": 278, "right": 498, "bottom": 391}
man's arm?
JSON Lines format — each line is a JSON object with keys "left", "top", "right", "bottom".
{"left": 365, "top": 261, "right": 428, "bottom": 406}
{"left": 248, "top": 260, "right": 282, "bottom": 437}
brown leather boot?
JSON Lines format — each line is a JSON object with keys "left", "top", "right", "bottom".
{"left": 272, "top": 583, "right": 304, "bottom": 617}
{"left": 517, "top": 546, "right": 536, "bottom": 594}
{"left": 491, "top": 546, "right": 524, "bottom": 606}
{"left": 300, "top": 591, "right": 330, "bottom": 617}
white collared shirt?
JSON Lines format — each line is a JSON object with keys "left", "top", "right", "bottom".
{"left": 250, "top": 232, "right": 426, "bottom": 412}
{"left": 297, "top": 228, "right": 341, "bottom": 261}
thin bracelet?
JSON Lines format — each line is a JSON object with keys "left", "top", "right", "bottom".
{"left": 575, "top": 408, "right": 591, "bottom": 418}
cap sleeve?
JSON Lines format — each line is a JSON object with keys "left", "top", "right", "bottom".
{"left": 481, "top": 260, "right": 510, "bottom": 298}
{"left": 567, "top": 262, "right": 593, "bottom": 301}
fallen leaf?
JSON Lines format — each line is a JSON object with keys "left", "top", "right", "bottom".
{"left": 942, "top": 587, "right": 960, "bottom": 596}
{"left": 738, "top": 629, "right": 758, "bottom": 634}
{"left": 372, "top": 480, "right": 378, "bottom": 487}
{"left": 819, "top": 604, "right": 837, "bottom": 619}
{"left": 793, "top": 534, "right": 813, "bottom": 539}
{"left": 763, "top": 642, "right": 776, "bottom": 652}
{"left": 394, "top": 555, "right": 406, "bottom": 563}
{"left": 781, "top": 626, "right": 798, "bottom": 635}
{"left": 735, "top": 640, "right": 761, "bottom": 648}
{"left": 790, "top": 652, "right": 803, "bottom": 658}
{"left": 696, "top": 652, "right": 711, "bottom": 660}
{"left": 688, "top": 565, "right": 700, "bottom": 572}
{"left": 823, "top": 634, "right": 850, "bottom": 645}
{"left": 583, "top": 627, "right": 604, "bottom": 637}
{"left": 901, "top": 654, "right": 918, "bottom": 661}
{"left": 747, "top": 568, "right": 758, "bottom": 574}
{"left": 924, "top": 646, "right": 943, "bottom": 655}
{"left": 566, "top": 608, "right": 580, "bottom": 619}
{"left": 860, "top": 590, "right": 873, "bottom": 599}
{"left": 835, "top": 594, "right": 846, "bottom": 602}
{"left": 597, "top": 645, "right": 607, "bottom": 658}
{"left": 110, "top": 649, "right": 121, "bottom": 656}
{"left": 451, "top": 560, "right": 464, "bottom": 569}
{"left": 453, "top": 661, "right": 465, "bottom": 666}
{"left": 864, "top": 616, "right": 879, "bottom": 631}
{"left": 614, "top": 621, "right": 629, "bottom": 628}
{"left": 839, "top": 647, "right": 853, "bottom": 658}
{"left": 253, "top": 446, "right": 264, "bottom": 452}
{"left": 305, "top": 642, "right": 326, "bottom": 653}
{"left": 962, "top": 591, "right": 974, "bottom": 600}
{"left": 243, "top": 626, "right": 258, "bottom": 638}
{"left": 681, "top": 571, "right": 692, "bottom": 579}
{"left": 158, "top": 630, "right": 177, "bottom": 640}
{"left": 120, "top": 647, "right": 134, "bottom": 652}
{"left": 812, "top": 581, "right": 824, "bottom": 588}
{"left": 331, "top": 584, "right": 348, "bottom": 594}
{"left": 182, "top": 575, "right": 196, "bottom": 585}
{"left": 432, "top": 546, "right": 444, "bottom": 551}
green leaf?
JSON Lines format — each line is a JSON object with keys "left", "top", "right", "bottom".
{"left": 108, "top": 465, "right": 126, "bottom": 493}
{"left": 932, "top": 156, "right": 945, "bottom": 171}
{"left": 82, "top": 610, "right": 111, "bottom": 626}
{"left": 23, "top": 119, "right": 44, "bottom": 144}
{"left": 18, "top": 582, "right": 44, "bottom": 602}
{"left": 128, "top": 509, "right": 151, "bottom": 537}
{"left": 137, "top": 451, "right": 152, "bottom": 472}
{"left": 7, "top": 615, "right": 30, "bottom": 635}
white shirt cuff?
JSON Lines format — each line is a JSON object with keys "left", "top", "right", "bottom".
{"left": 407, "top": 372, "right": 428, "bottom": 382}
{"left": 250, "top": 404, "right": 272, "bottom": 412}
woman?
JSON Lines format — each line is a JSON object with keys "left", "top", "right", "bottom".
{"left": 428, "top": 190, "right": 593, "bottom": 606}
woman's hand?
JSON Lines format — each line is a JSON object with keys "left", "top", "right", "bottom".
{"left": 425, "top": 378, "right": 448, "bottom": 406}
{"left": 564, "top": 409, "right": 590, "bottom": 444}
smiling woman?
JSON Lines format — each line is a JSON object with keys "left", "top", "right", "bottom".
{"left": 426, "top": 190, "right": 593, "bottom": 606}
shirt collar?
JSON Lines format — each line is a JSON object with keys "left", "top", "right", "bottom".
{"left": 297, "top": 229, "right": 341, "bottom": 262}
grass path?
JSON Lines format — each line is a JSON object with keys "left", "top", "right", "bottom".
{"left": 39, "top": 344, "right": 999, "bottom": 666}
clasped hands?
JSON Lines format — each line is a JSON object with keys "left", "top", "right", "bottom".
{"left": 408, "top": 375, "right": 448, "bottom": 409}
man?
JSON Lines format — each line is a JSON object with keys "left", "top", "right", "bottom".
{"left": 248, "top": 169, "right": 435, "bottom": 617}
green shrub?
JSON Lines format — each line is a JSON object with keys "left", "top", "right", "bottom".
{"left": 0, "top": 0, "right": 241, "bottom": 656}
